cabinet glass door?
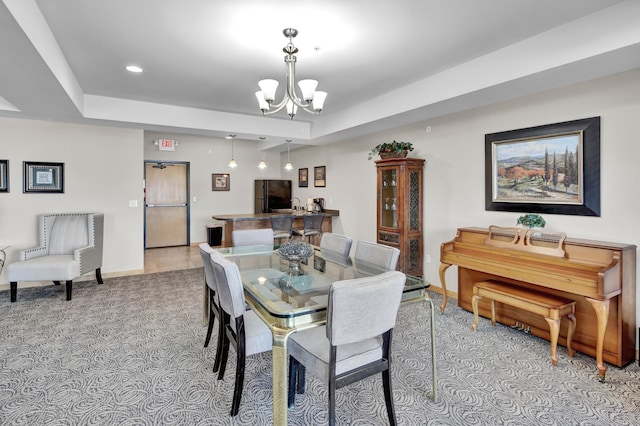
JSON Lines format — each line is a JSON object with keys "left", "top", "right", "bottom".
{"left": 380, "top": 169, "right": 397, "bottom": 228}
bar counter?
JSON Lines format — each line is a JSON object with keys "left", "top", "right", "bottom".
{"left": 212, "top": 210, "right": 339, "bottom": 247}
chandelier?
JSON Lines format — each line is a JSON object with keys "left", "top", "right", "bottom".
{"left": 255, "top": 28, "right": 327, "bottom": 120}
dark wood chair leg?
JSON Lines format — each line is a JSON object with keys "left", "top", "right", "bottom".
{"left": 382, "top": 368, "right": 397, "bottom": 426}
{"left": 297, "top": 364, "right": 306, "bottom": 395}
{"left": 204, "top": 289, "right": 215, "bottom": 348}
{"left": 95, "top": 268, "right": 103, "bottom": 284}
{"left": 382, "top": 331, "right": 397, "bottom": 426}
{"left": 217, "top": 327, "right": 230, "bottom": 380}
{"left": 213, "top": 309, "right": 224, "bottom": 373}
{"left": 65, "top": 280, "right": 73, "bottom": 301}
{"left": 329, "top": 346, "right": 337, "bottom": 426}
{"left": 288, "top": 357, "right": 298, "bottom": 408}
{"left": 53, "top": 281, "right": 61, "bottom": 285}
{"left": 230, "top": 318, "right": 246, "bottom": 417}
{"left": 10, "top": 282, "right": 17, "bottom": 302}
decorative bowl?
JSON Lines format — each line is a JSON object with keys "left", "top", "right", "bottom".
{"left": 278, "top": 241, "right": 313, "bottom": 261}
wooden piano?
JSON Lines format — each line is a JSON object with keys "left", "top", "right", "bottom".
{"left": 440, "top": 226, "right": 636, "bottom": 380}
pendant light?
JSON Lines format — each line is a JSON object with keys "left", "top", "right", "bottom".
{"left": 284, "top": 140, "right": 293, "bottom": 171}
{"left": 258, "top": 136, "right": 267, "bottom": 169}
{"left": 227, "top": 134, "right": 238, "bottom": 168}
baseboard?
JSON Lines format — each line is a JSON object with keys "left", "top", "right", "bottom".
{"left": 0, "top": 268, "right": 145, "bottom": 291}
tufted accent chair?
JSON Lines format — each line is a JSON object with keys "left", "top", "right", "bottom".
{"left": 6, "top": 213, "right": 104, "bottom": 302}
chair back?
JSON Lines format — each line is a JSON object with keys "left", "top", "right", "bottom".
{"left": 303, "top": 214, "right": 324, "bottom": 234}
{"left": 210, "top": 250, "right": 246, "bottom": 319}
{"left": 271, "top": 215, "right": 295, "bottom": 239}
{"left": 327, "top": 271, "right": 405, "bottom": 346}
{"left": 199, "top": 243, "right": 217, "bottom": 292}
{"left": 232, "top": 229, "right": 274, "bottom": 247}
{"left": 354, "top": 241, "right": 400, "bottom": 270}
{"left": 44, "top": 213, "right": 104, "bottom": 274}
{"left": 319, "top": 233, "right": 353, "bottom": 257}
{"left": 45, "top": 214, "right": 88, "bottom": 255}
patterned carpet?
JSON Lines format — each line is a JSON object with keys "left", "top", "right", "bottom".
{"left": 1, "top": 268, "right": 639, "bottom": 425}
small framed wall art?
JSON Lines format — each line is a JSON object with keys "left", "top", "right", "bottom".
{"left": 212, "top": 173, "right": 230, "bottom": 191}
{"left": 23, "top": 161, "right": 64, "bottom": 193}
{"left": 0, "top": 160, "right": 8, "bottom": 193}
{"left": 314, "top": 166, "right": 326, "bottom": 187}
{"left": 298, "top": 168, "right": 308, "bottom": 187}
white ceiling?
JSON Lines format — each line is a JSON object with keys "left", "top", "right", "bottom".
{"left": 1, "top": 0, "right": 639, "bottom": 151}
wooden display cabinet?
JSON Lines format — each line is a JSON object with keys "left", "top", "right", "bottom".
{"left": 375, "top": 157, "right": 425, "bottom": 276}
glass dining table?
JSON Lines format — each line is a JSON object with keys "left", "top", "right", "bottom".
{"left": 214, "top": 244, "right": 437, "bottom": 425}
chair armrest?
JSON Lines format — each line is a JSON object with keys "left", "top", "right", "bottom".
{"left": 74, "top": 244, "right": 102, "bottom": 275}
{"left": 19, "top": 246, "right": 48, "bottom": 261}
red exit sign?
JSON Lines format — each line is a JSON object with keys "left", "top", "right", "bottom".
{"left": 156, "top": 139, "right": 176, "bottom": 151}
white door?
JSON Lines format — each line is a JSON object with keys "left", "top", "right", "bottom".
{"left": 145, "top": 162, "right": 189, "bottom": 248}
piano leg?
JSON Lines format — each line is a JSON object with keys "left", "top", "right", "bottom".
{"left": 438, "top": 263, "right": 451, "bottom": 313}
{"left": 585, "top": 297, "right": 610, "bottom": 382}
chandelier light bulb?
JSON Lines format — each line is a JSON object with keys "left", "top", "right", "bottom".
{"left": 258, "top": 160, "right": 267, "bottom": 169}
{"left": 284, "top": 162, "right": 293, "bottom": 171}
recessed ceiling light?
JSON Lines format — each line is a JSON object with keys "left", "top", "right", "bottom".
{"left": 125, "top": 65, "right": 143, "bottom": 73}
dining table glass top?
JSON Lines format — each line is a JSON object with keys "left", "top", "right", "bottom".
{"left": 218, "top": 244, "right": 430, "bottom": 329}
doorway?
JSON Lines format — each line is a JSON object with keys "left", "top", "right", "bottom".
{"left": 144, "top": 161, "right": 190, "bottom": 248}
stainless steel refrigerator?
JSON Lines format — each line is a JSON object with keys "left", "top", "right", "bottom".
{"left": 254, "top": 179, "right": 292, "bottom": 213}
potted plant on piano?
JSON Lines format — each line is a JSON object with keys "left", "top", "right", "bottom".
{"left": 516, "top": 213, "right": 546, "bottom": 229}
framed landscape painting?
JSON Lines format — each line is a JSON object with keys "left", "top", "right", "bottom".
{"left": 485, "top": 117, "right": 600, "bottom": 216}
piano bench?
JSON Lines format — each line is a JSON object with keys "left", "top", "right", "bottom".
{"left": 471, "top": 280, "right": 577, "bottom": 366}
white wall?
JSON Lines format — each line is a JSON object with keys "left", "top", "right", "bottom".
{"left": 143, "top": 132, "right": 285, "bottom": 244}
{"left": 0, "top": 118, "right": 144, "bottom": 286}
{"left": 2, "top": 69, "right": 639, "bottom": 324}
{"left": 290, "top": 69, "right": 640, "bottom": 323}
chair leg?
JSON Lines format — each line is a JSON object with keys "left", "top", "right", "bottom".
{"left": 329, "top": 346, "right": 337, "bottom": 426}
{"left": 217, "top": 319, "right": 230, "bottom": 380}
{"left": 288, "top": 357, "right": 297, "bottom": 408}
{"left": 204, "top": 305, "right": 215, "bottom": 348}
{"left": 65, "top": 280, "right": 73, "bottom": 301}
{"left": 231, "top": 319, "right": 246, "bottom": 417}
{"left": 95, "top": 268, "right": 104, "bottom": 284}
{"left": 382, "top": 330, "right": 397, "bottom": 425}
{"left": 213, "top": 312, "right": 225, "bottom": 373}
{"left": 297, "top": 364, "right": 306, "bottom": 395}
{"left": 382, "top": 369, "right": 397, "bottom": 426}
{"left": 10, "top": 282, "right": 17, "bottom": 302}
{"left": 53, "top": 281, "right": 61, "bottom": 285}
{"left": 204, "top": 288, "right": 216, "bottom": 348}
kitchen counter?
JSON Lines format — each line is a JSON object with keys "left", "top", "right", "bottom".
{"left": 212, "top": 210, "right": 339, "bottom": 246}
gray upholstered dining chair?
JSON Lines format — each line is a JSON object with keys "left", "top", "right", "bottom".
{"left": 232, "top": 228, "right": 274, "bottom": 247}
{"left": 200, "top": 243, "right": 224, "bottom": 374}
{"left": 287, "top": 271, "right": 406, "bottom": 425}
{"left": 271, "top": 214, "right": 295, "bottom": 244}
{"left": 354, "top": 240, "right": 400, "bottom": 270}
{"left": 319, "top": 232, "right": 353, "bottom": 257}
{"left": 6, "top": 213, "right": 104, "bottom": 302}
{"left": 209, "top": 250, "right": 273, "bottom": 417}
{"left": 294, "top": 214, "right": 324, "bottom": 243}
